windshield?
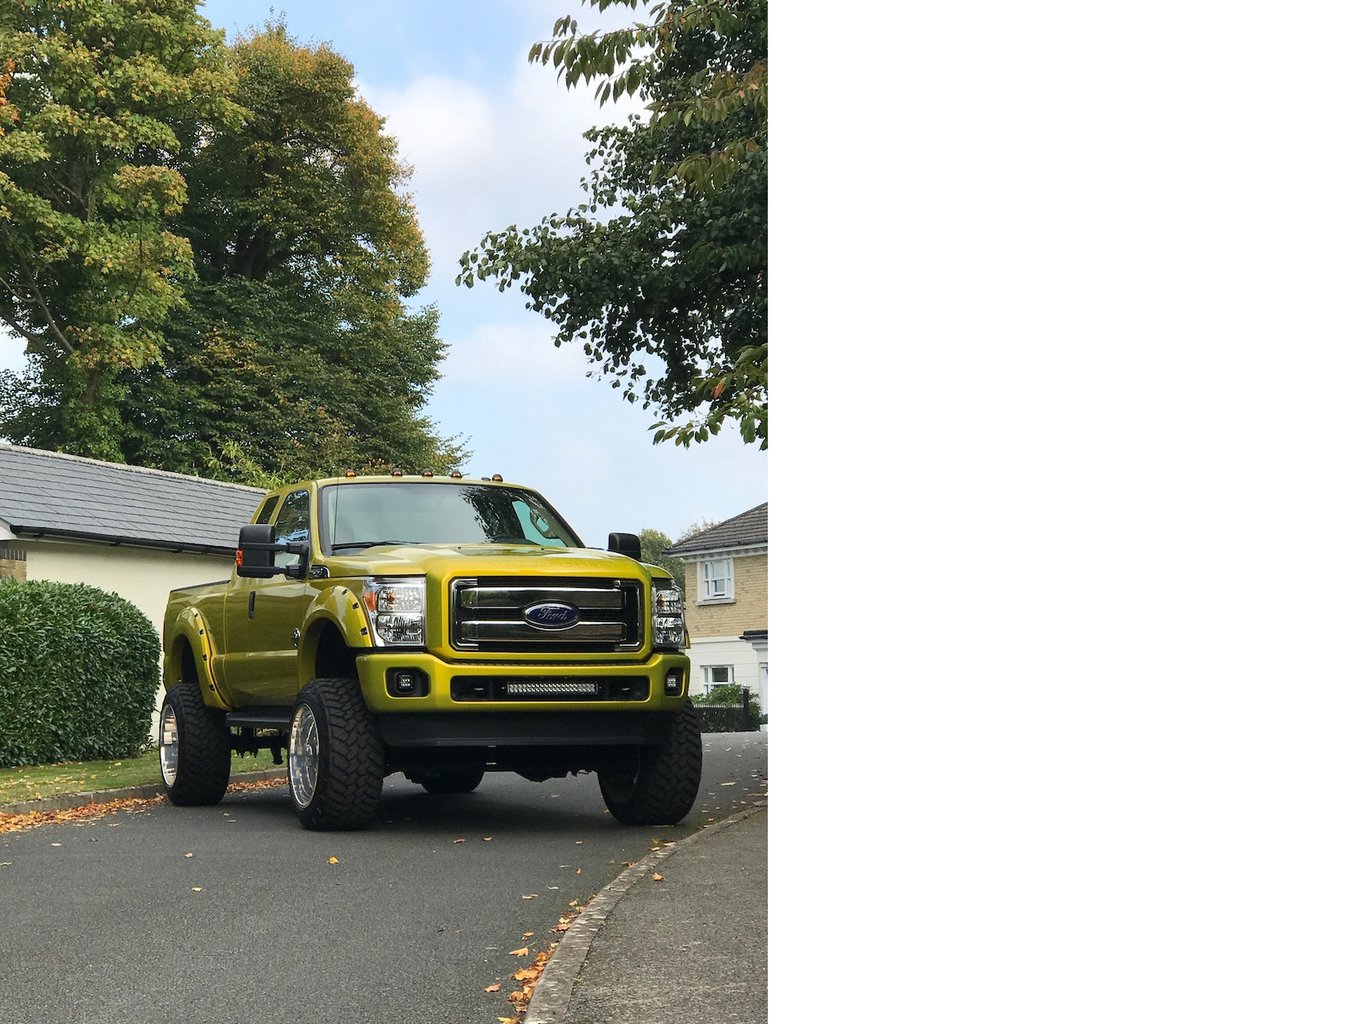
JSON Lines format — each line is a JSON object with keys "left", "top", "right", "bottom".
{"left": 319, "top": 483, "right": 581, "bottom": 553}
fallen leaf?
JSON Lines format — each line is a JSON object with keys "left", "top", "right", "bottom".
{"left": 500, "top": 1018, "right": 518, "bottom": 1023}
{"left": 184, "top": 852, "right": 193, "bottom": 858}
{"left": 522, "top": 931, "right": 534, "bottom": 939}
{"left": 513, "top": 968, "right": 538, "bottom": 982}
{"left": 720, "top": 781, "right": 737, "bottom": 786}
{"left": 575, "top": 868, "right": 582, "bottom": 875}
{"left": 652, "top": 873, "right": 664, "bottom": 882}
{"left": 521, "top": 894, "right": 538, "bottom": 900}
{"left": 483, "top": 836, "right": 493, "bottom": 842}
{"left": 575, "top": 840, "right": 583, "bottom": 845}
{"left": 49, "top": 843, "right": 61, "bottom": 848}
{"left": 509, "top": 947, "right": 530, "bottom": 957}
{"left": 484, "top": 983, "right": 502, "bottom": 993}
{"left": 327, "top": 856, "right": 339, "bottom": 865}
{"left": 191, "top": 887, "right": 203, "bottom": 892}
{"left": 453, "top": 838, "right": 465, "bottom": 844}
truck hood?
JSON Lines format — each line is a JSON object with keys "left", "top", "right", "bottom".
{"left": 321, "top": 543, "right": 654, "bottom": 581}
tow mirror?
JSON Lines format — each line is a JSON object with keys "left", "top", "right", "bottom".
{"left": 236, "top": 525, "right": 310, "bottom": 579}
{"left": 607, "top": 532, "right": 642, "bottom": 561}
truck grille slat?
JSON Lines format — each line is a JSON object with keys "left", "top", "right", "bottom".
{"left": 451, "top": 577, "right": 643, "bottom": 653}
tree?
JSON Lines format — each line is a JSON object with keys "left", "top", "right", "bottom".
{"left": 116, "top": 23, "right": 464, "bottom": 480}
{"left": 0, "top": 0, "right": 237, "bottom": 459}
{"left": 639, "top": 527, "right": 684, "bottom": 584}
{"left": 3, "top": 21, "right": 465, "bottom": 480}
{"left": 458, "top": 0, "right": 767, "bottom": 450}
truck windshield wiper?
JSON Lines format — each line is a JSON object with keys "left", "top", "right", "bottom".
{"left": 331, "top": 540, "right": 414, "bottom": 551}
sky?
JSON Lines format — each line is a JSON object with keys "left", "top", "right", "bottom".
{"left": 0, "top": 0, "right": 768, "bottom": 549}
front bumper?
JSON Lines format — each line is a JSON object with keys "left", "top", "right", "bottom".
{"left": 355, "top": 649, "right": 690, "bottom": 715}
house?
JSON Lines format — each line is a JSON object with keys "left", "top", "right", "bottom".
{"left": 0, "top": 443, "right": 264, "bottom": 640}
{"left": 666, "top": 503, "right": 768, "bottom": 719}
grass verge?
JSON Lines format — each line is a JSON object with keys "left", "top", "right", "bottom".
{"left": 0, "top": 750, "right": 282, "bottom": 805}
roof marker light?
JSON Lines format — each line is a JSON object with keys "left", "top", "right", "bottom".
{"left": 344, "top": 470, "right": 357, "bottom": 478}
{"left": 391, "top": 469, "right": 403, "bottom": 477}
{"left": 449, "top": 471, "right": 463, "bottom": 479}
{"left": 492, "top": 473, "right": 504, "bottom": 482}
{"left": 421, "top": 469, "right": 433, "bottom": 478}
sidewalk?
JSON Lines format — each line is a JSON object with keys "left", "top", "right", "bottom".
{"left": 526, "top": 802, "right": 769, "bottom": 1024}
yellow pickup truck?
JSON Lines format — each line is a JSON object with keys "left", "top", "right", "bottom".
{"left": 158, "top": 472, "right": 699, "bottom": 830}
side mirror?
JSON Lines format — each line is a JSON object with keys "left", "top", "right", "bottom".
{"left": 237, "top": 524, "right": 283, "bottom": 578}
{"left": 236, "top": 525, "right": 309, "bottom": 579}
{"left": 607, "top": 532, "right": 642, "bottom": 561}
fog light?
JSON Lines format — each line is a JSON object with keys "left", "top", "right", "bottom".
{"left": 387, "top": 667, "right": 429, "bottom": 698}
{"left": 664, "top": 669, "right": 683, "bottom": 696}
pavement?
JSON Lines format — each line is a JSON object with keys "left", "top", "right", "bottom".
{"left": 527, "top": 801, "right": 769, "bottom": 1024}
{"left": 2, "top": 777, "right": 770, "bottom": 1024}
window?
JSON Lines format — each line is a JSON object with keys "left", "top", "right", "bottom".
{"left": 700, "top": 558, "right": 734, "bottom": 602}
{"left": 273, "top": 489, "right": 311, "bottom": 568}
{"left": 254, "top": 495, "right": 279, "bottom": 525}
{"left": 703, "top": 665, "right": 732, "bottom": 693}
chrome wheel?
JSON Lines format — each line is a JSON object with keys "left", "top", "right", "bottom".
{"left": 159, "top": 705, "right": 179, "bottom": 786}
{"left": 289, "top": 703, "right": 320, "bottom": 807}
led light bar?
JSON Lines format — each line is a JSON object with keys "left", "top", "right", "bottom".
{"left": 504, "top": 681, "right": 601, "bottom": 697}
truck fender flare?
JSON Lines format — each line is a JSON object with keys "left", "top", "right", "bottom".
{"left": 299, "top": 585, "right": 373, "bottom": 674}
{"left": 170, "top": 606, "right": 229, "bottom": 711}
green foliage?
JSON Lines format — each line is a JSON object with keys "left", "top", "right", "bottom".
{"left": 0, "top": 0, "right": 239, "bottom": 458}
{"left": 1, "top": 19, "right": 465, "bottom": 480}
{"left": 460, "top": 0, "right": 767, "bottom": 450}
{"left": 0, "top": 579, "right": 161, "bottom": 767}
{"left": 640, "top": 527, "right": 684, "bottom": 586}
{"left": 692, "top": 683, "right": 761, "bottom": 731}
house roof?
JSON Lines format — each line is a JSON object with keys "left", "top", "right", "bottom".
{"left": 0, "top": 444, "right": 264, "bottom": 555}
{"left": 667, "top": 503, "right": 767, "bottom": 556}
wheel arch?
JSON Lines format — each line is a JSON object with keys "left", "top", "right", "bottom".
{"left": 298, "top": 585, "right": 372, "bottom": 688}
{"left": 166, "top": 606, "right": 228, "bottom": 710}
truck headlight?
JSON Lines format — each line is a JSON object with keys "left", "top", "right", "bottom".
{"left": 362, "top": 578, "right": 426, "bottom": 647}
{"left": 652, "top": 579, "right": 685, "bottom": 650}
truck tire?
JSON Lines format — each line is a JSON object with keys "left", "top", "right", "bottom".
{"left": 159, "top": 682, "right": 231, "bottom": 806}
{"left": 404, "top": 766, "right": 485, "bottom": 794}
{"left": 598, "top": 700, "right": 703, "bottom": 826}
{"left": 288, "top": 677, "right": 384, "bottom": 830}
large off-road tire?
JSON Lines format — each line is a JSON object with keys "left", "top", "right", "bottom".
{"left": 404, "top": 766, "right": 485, "bottom": 794}
{"left": 159, "top": 682, "right": 231, "bottom": 806}
{"left": 598, "top": 701, "right": 703, "bottom": 826}
{"left": 288, "top": 677, "right": 385, "bottom": 831}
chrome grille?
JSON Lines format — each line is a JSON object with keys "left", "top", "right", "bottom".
{"left": 450, "top": 578, "right": 643, "bottom": 652}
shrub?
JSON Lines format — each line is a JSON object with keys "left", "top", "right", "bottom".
{"left": 0, "top": 580, "right": 161, "bottom": 767}
{"left": 693, "top": 684, "right": 763, "bottom": 731}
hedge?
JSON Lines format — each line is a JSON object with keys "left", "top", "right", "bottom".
{"left": 693, "top": 684, "right": 763, "bottom": 731}
{"left": 0, "top": 579, "right": 161, "bottom": 767}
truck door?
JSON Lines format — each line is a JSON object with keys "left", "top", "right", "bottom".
{"left": 223, "top": 487, "right": 317, "bottom": 706}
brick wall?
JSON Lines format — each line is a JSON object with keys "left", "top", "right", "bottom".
{"left": 685, "top": 552, "right": 767, "bottom": 636}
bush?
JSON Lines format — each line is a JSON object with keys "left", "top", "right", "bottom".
{"left": 0, "top": 580, "right": 161, "bottom": 767}
{"left": 693, "top": 684, "right": 763, "bottom": 731}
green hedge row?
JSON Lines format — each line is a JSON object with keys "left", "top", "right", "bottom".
{"left": 693, "top": 684, "right": 764, "bottom": 731}
{"left": 0, "top": 580, "right": 161, "bottom": 767}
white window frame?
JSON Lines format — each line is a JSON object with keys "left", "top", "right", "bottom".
{"left": 703, "top": 664, "right": 733, "bottom": 693}
{"left": 700, "top": 557, "right": 734, "bottom": 603}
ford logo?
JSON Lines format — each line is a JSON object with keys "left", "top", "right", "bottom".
{"left": 524, "top": 601, "right": 579, "bottom": 630}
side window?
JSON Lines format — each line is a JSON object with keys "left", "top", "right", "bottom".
{"left": 273, "top": 489, "right": 311, "bottom": 569}
{"left": 254, "top": 496, "right": 280, "bottom": 525}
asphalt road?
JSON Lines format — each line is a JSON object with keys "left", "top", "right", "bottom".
{"left": 0, "top": 731, "right": 767, "bottom": 1024}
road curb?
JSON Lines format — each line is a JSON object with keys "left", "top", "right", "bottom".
{"left": 0, "top": 768, "right": 287, "bottom": 817}
{"left": 523, "top": 800, "right": 767, "bottom": 1024}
